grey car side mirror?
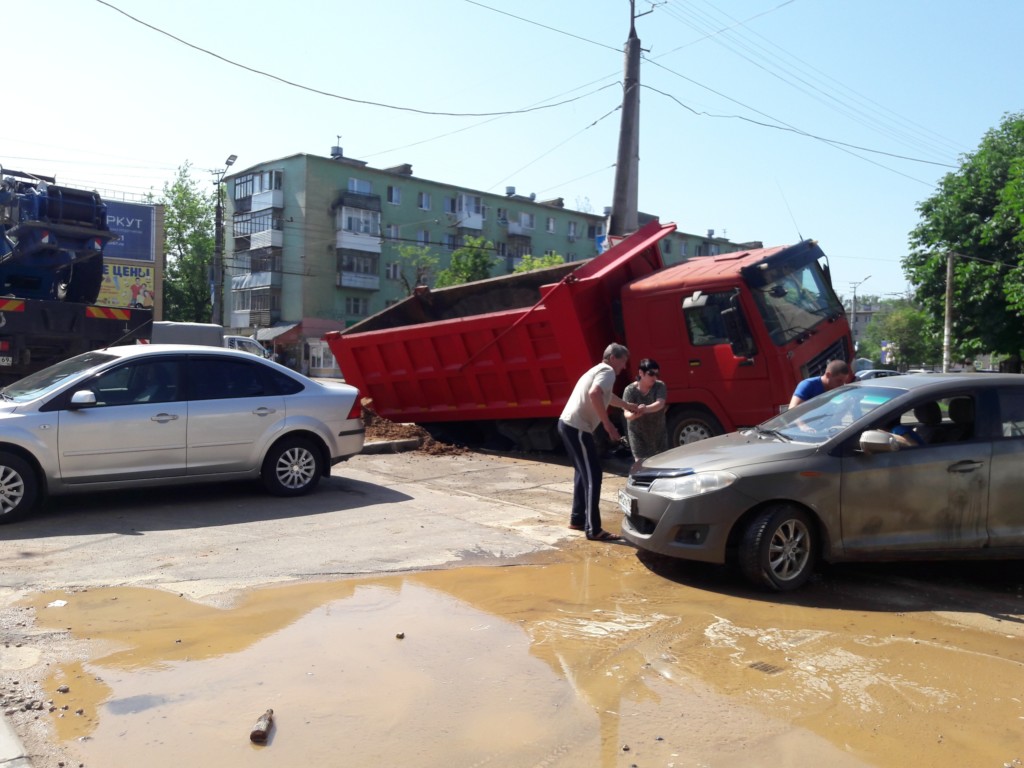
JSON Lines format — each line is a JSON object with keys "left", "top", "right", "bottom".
{"left": 860, "top": 429, "right": 900, "bottom": 454}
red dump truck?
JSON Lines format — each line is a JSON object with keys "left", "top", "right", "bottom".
{"left": 325, "top": 220, "right": 853, "bottom": 451}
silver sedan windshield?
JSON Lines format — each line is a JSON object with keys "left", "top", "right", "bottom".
{"left": 2, "top": 351, "right": 117, "bottom": 402}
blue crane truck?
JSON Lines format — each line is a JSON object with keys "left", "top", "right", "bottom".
{"left": 0, "top": 167, "right": 152, "bottom": 384}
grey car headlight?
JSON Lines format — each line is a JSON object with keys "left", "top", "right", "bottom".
{"left": 648, "top": 471, "right": 737, "bottom": 501}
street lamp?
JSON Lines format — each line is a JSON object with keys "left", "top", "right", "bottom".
{"left": 212, "top": 154, "right": 237, "bottom": 325}
{"left": 849, "top": 275, "right": 870, "bottom": 352}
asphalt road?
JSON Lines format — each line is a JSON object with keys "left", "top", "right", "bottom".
{"left": 2, "top": 449, "right": 1024, "bottom": 767}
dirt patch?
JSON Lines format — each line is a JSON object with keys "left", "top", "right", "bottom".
{"left": 361, "top": 399, "right": 469, "bottom": 456}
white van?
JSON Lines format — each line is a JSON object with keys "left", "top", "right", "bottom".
{"left": 224, "top": 335, "right": 271, "bottom": 358}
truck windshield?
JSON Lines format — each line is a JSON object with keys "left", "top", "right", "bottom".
{"left": 2, "top": 351, "right": 118, "bottom": 402}
{"left": 749, "top": 261, "right": 843, "bottom": 346}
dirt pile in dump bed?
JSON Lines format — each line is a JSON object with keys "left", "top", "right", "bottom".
{"left": 361, "top": 399, "right": 469, "bottom": 456}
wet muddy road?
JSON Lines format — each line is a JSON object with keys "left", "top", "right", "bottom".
{"left": 2, "top": 451, "right": 1023, "bottom": 767}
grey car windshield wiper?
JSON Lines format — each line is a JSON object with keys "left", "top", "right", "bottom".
{"left": 755, "top": 425, "right": 790, "bottom": 442}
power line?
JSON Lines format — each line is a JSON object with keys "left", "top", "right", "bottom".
{"left": 94, "top": 0, "right": 606, "bottom": 119}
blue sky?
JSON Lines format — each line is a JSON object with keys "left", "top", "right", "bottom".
{"left": 5, "top": 0, "right": 1022, "bottom": 300}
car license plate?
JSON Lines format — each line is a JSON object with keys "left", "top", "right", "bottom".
{"left": 618, "top": 489, "right": 635, "bottom": 516}
{"left": 0, "top": 356, "right": 11, "bottom": 367}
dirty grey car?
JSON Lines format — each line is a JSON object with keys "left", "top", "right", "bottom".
{"left": 0, "top": 344, "right": 365, "bottom": 523}
{"left": 619, "top": 373, "right": 1024, "bottom": 591}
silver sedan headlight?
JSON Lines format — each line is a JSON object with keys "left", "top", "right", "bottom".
{"left": 647, "top": 471, "right": 737, "bottom": 501}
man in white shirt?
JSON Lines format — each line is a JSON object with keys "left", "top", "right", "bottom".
{"left": 558, "top": 343, "right": 638, "bottom": 542}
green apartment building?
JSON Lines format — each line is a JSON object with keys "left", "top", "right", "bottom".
{"left": 222, "top": 148, "right": 754, "bottom": 376}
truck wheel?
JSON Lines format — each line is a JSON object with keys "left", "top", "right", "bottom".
{"left": 738, "top": 504, "right": 816, "bottom": 591}
{"left": 0, "top": 452, "right": 39, "bottom": 524}
{"left": 667, "top": 408, "right": 722, "bottom": 447}
{"left": 66, "top": 256, "right": 104, "bottom": 304}
{"left": 261, "top": 436, "right": 322, "bottom": 497}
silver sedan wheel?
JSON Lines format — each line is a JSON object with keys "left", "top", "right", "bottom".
{"left": 275, "top": 444, "right": 317, "bottom": 490}
{"left": 262, "top": 437, "right": 323, "bottom": 497}
{"left": 0, "top": 464, "right": 26, "bottom": 514}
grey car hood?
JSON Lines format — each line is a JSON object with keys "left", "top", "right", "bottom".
{"left": 636, "top": 430, "right": 822, "bottom": 475}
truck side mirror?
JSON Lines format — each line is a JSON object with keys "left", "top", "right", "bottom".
{"left": 721, "top": 307, "right": 756, "bottom": 358}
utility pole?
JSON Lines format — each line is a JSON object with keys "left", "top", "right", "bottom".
{"left": 211, "top": 154, "right": 236, "bottom": 325}
{"left": 849, "top": 275, "right": 870, "bottom": 352}
{"left": 942, "top": 252, "right": 955, "bottom": 372}
{"left": 608, "top": 1, "right": 649, "bottom": 237}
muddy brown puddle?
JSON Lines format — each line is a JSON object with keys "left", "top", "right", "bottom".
{"left": 25, "top": 551, "right": 1024, "bottom": 768}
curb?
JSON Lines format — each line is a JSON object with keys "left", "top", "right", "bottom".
{"left": 0, "top": 715, "right": 31, "bottom": 768}
{"left": 360, "top": 438, "right": 422, "bottom": 455}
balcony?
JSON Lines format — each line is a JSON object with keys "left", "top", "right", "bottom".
{"left": 252, "top": 189, "right": 283, "bottom": 210}
{"left": 338, "top": 271, "right": 380, "bottom": 290}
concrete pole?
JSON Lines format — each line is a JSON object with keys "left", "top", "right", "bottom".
{"left": 942, "top": 251, "right": 954, "bottom": 372}
{"left": 609, "top": 4, "right": 641, "bottom": 237}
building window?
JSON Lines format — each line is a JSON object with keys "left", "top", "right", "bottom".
{"left": 384, "top": 223, "right": 399, "bottom": 241}
{"left": 587, "top": 223, "right": 604, "bottom": 239}
{"left": 417, "top": 191, "right": 431, "bottom": 210}
{"left": 520, "top": 212, "right": 535, "bottom": 230}
{"left": 544, "top": 249, "right": 557, "bottom": 257}
{"left": 663, "top": 239, "right": 672, "bottom": 254}
{"left": 386, "top": 262, "right": 402, "bottom": 280}
{"left": 308, "top": 341, "right": 336, "bottom": 372}
{"left": 416, "top": 229, "right": 430, "bottom": 246}
{"left": 679, "top": 240, "right": 688, "bottom": 256}
{"left": 546, "top": 217, "right": 556, "bottom": 234}
{"left": 348, "top": 178, "right": 372, "bottom": 195}
{"left": 444, "top": 234, "right": 458, "bottom": 251}
{"left": 339, "top": 250, "right": 379, "bottom": 275}
{"left": 338, "top": 208, "right": 380, "bottom": 235}
{"left": 495, "top": 242, "right": 507, "bottom": 257}
{"left": 387, "top": 185, "right": 401, "bottom": 205}
{"left": 443, "top": 197, "right": 457, "bottom": 214}
{"left": 345, "top": 297, "right": 370, "bottom": 316}
{"left": 496, "top": 207, "right": 508, "bottom": 223}
{"left": 458, "top": 194, "right": 482, "bottom": 215}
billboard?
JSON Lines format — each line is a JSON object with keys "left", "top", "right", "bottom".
{"left": 104, "top": 200, "right": 156, "bottom": 262}
{"left": 98, "top": 262, "right": 155, "bottom": 308}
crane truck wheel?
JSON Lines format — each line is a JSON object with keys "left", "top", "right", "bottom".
{"left": 0, "top": 452, "right": 39, "bottom": 523}
{"left": 666, "top": 408, "right": 722, "bottom": 447}
{"left": 65, "top": 255, "right": 104, "bottom": 304}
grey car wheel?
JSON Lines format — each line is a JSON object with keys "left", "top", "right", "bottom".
{"left": 262, "top": 437, "right": 322, "bottom": 497}
{"left": 0, "top": 452, "right": 39, "bottom": 524}
{"left": 739, "top": 504, "right": 816, "bottom": 591}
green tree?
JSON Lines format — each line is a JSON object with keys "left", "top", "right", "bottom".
{"left": 513, "top": 252, "right": 565, "bottom": 273}
{"left": 394, "top": 244, "right": 440, "bottom": 294}
{"left": 862, "top": 304, "right": 941, "bottom": 370}
{"left": 161, "top": 163, "right": 215, "bottom": 322}
{"left": 904, "top": 112, "right": 1024, "bottom": 369}
{"left": 435, "top": 235, "right": 495, "bottom": 288}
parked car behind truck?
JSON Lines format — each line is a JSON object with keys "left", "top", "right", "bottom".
{"left": 326, "top": 221, "right": 852, "bottom": 450}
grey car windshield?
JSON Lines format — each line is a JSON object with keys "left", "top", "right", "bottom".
{"left": 2, "top": 351, "right": 118, "bottom": 402}
{"left": 750, "top": 262, "right": 843, "bottom": 346}
{"left": 757, "top": 385, "right": 903, "bottom": 443}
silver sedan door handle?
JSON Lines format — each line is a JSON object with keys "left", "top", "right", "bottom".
{"left": 252, "top": 407, "right": 277, "bottom": 417}
{"left": 151, "top": 413, "right": 180, "bottom": 423}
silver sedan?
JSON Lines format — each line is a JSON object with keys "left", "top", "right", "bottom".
{"left": 619, "top": 373, "right": 1024, "bottom": 590}
{"left": 0, "top": 344, "right": 365, "bottom": 523}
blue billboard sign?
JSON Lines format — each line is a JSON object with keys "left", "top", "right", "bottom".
{"left": 104, "top": 200, "right": 156, "bottom": 262}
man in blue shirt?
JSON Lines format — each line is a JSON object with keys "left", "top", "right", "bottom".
{"left": 789, "top": 360, "right": 852, "bottom": 409}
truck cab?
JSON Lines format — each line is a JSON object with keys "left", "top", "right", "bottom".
{"left": 224, "top": 335, "right": 270, "bottom": 358}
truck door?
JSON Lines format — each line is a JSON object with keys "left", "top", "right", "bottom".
{"left": 681, "top": 290, "right": 770, "bottom": 428}
{"left": 57, "top": 358, "right": 187, "bottom": 483}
